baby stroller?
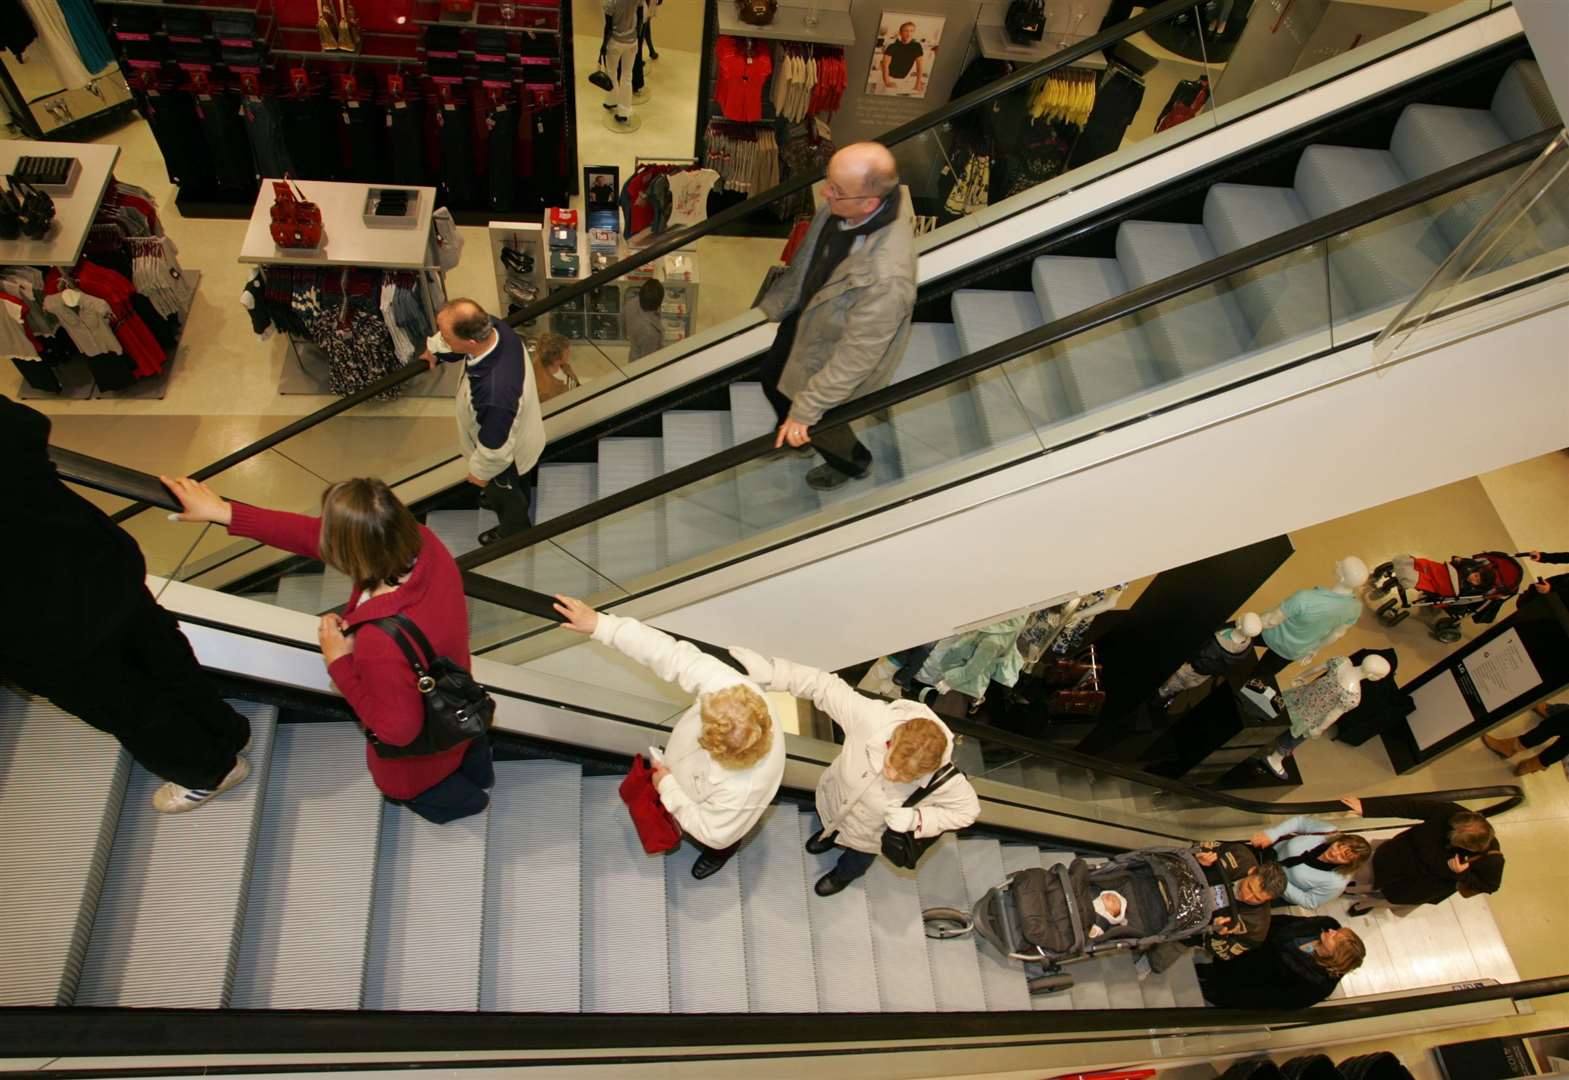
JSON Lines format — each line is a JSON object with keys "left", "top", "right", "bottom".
{"left": 922, "top": 847, "right": 1217, "bottom": 994}
{"left": 1368, "top": 552, "right": 1523, "bottom": 644}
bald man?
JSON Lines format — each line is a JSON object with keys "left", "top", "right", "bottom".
{"left": 757, "top": 141, "right": 917, "bottom": 490}
{"left": 422, "top": 299, "right": 545, "bottom": 545}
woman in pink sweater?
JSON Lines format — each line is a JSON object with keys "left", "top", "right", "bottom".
{"left": 164, "top": 475, "right": 492, "bottom": 822}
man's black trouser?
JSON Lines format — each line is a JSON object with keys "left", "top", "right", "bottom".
{"left": 487, "top": 462, "right": 536, "bottom": 536}
{"left": 20, "top": 587, "right": 251, "bottom": 789}
{"left": 758, "top": 313, "right": 872, "bottom": 478}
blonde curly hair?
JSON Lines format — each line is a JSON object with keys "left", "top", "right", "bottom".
{"left": 887, "top": 717, "right": 947, "bottom": 780}
{"left": 699, "top": 685, "right": 773, "bottom": 769}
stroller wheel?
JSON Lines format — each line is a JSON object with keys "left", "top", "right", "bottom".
{"left": 1433, "top": 621, "right": 1463, "bottom": 644}
{"left": 922, "top": 907, "right": 974, "bottom": 940}
{"left": 1027, "top": 973, "right": 1075, "bottom": 994}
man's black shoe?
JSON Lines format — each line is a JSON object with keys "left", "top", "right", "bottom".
{"left": 692, "top": 850, "right": 734, "bottom": 879}
{"left": 1346, "top": 903, "right": 1373, "bottom": 917}
{"left": 804, "top": 830, "right": 836, "bottom": 855}
{"left": 814, "top": 872, "right": 850, "bottom": 897}
{"left": 478, "top": 527, "right": 503, "bottom": 546}
{"left": 806, "top": 463, "right": 864, "bottom": 490}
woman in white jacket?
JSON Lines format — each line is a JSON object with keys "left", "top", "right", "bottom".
{"left": 731, "top": 646, "right": 980, "bottom": 897}
{"left": 1248, "top": 815, "right": 1373, "bottom": 910}
{"left": 555, "top": 596, "right": 785, "bottom": 879}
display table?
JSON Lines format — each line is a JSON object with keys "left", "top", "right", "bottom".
{"left": 0, "top": 142, "right": 120, "bottom": 268}
{"left": 239, "top": 180, "right": 438, "bottom": 270}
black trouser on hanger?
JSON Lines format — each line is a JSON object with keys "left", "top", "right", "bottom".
{"left": 196, "top": 93, "right": 254, "bottom": 189}
{"left": 17, "top": 587, "right": 252, "bottom": 790}
{"left": 758, "top": 313, "right": 872, "bottom": 478}
{"left": 341, "top": 103, "right": 386, "bottom": 183}
{"left": 396, "top": 737, "right": 495, "bottom": 824}
{"left": 439, "top": 103, "right": 478, "bottom": 207}
{"left": 143, "top": 91, "right": 214, "bottom": 190}
{"left": 281, "top": 95, "right": 337, "bottom": 179}
{"left": 486, "top": 105, "right": 518, "bottom": 213}
{"left": 488, "top": 462, "right": 536, "bottom": 536}
{"left": 242, "top": 96, "right": 294, "bottom": 178}
{"left": 388, "top": 102, "right": 427, "bottom": 184}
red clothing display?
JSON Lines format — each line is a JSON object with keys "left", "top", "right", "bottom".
{"left": 226, "top": 502, "right": 475, "bottom": 800}
{"left": 714, "top": 35, "right": 772, "bottom": 122}
{"left": 61, "top": 262, "right": 167, "bottom": 376}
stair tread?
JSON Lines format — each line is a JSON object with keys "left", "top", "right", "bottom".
{"left": 957, "top": 837, "right": 1032, "bottom": 1011}
{"left": 363, "top": 791, "right": 488, "bottom": 1011}
{"left": 232, "top": 723, "right": 381, "bottom": 1010}
{"left": 1032, "top": 255, "right": 1159, "bottom": 413}
{"left": 916, "top": 834, "right": 988, "bottom": 1011}
{"left": 799, "top": 812, "right": 883, "bottom": 1012}
{"left": 597, "top": 437, "right": 664, "bottom": 498}
{"left": 76, "top": 702, "right": 276, "bottom": 1008}
{"left": 740, "top": 807, "right": 820, "bottom": 1012}
{"left": 661, "top": 410, "right": 734, "bottom": 471}
{"left": 667, "top": 839, "right": 749, "bottom": 1013}
{"left": 425, "top": 509, "right": 484, "bottom": 560}
{"left": 864, "top": 857, "right": 939, "bottom": 1012}
{"left": 581, "top": 775, "right": 670, "bottom": 1012}
{"left": 886, "top": 322, "right": 990, "bottom": 475}
{"left": 482, "top": 760, "right": 583, "bottom": 1012}
{"left": 0, "top": 691, "right": 129, "bottom": 1006}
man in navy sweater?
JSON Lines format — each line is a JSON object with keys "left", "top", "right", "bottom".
{"left": 423, "top": 299, "right": 546, "bottom": 545}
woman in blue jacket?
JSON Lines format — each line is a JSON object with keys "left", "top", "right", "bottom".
{"left": 1250, "top": 816, "right": 1373, "bottom": 910}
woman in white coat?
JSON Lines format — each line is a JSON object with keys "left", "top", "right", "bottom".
{"left": 1249, "top": 815, "right": 1372, "bottom": 910}
{"left": 555, "top": 596, "right": 785, "bottom": 879}
{"left": 731, "top": 646, "right": 980, "bottom": 897}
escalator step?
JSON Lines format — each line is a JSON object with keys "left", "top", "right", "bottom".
{"left": 799, "top": 812, "right": 882, "bottom": 1012}
{"left": 0, "top": 691, "right": 129, "bottom": 1006}
{"left": 580, "top": 775, "right": 670, "bottom": 1012}
{"left": 956, "top": 837, "right": 1032, "bottom": 1011}
{"left": 740, "top": 806, "right": 820, "bottom": 1012}
{"left": 1390, "top": 104, "right": 1512, "bottom": 250}
{"left": 595, "top": 438, "right": 666, "bottom": 585}
{"left": 363, "top": 791, "right": 487, "bottom": 1011}
{"left": 948, "top": 289, "right": 1069, "bottom": 444}
{"left": 1031, "top": 255, "right": 1160, "bottom": 414}
{"left": 728, "top": 382, "right": 820, "bottom": 531}
{"left": 662, "top": 411, "right": 742, "bottom": 565}
{"left": 232, "top": 723, "right": 381, "bottom": 1010}
{"left": 1115, "top": 220, "right": 1252, "bottom": 380}
{"left": 1491, "top": 59, "right": 1558, "bottom": 140}
{"left": 916, "top": 834, "right": 988, "bottom": 1011}
{"left": 864, "top": 856, "right": 938, "bottom": 1012}
{"left": 425, "top": 509, "right": 485, "bottom": 560}
{"left": 76, "top": 702, "right": 276, "bottom": 1008}
{"left": 482, "top": 759, "right": 583, "bottom": 1012}
{"left": 885, "top": 322, "right": 981, "bottom": 476}
{"left": 666, "top": 836, "right": 749, "bottom": 1013}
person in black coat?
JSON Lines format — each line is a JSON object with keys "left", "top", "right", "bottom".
{"left": 0, "top": 396, "right": 251, "bottom": 813}
{"left": 1338, "top": 794, "right": 1503, "bottom": 914}
{"left": 1198, "top": 915, "right": 1365, "bottom": 1009}
{"left": 1515, "top": 550, "right": 1569, "bottom": 612}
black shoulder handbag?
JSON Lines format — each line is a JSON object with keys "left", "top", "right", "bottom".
{"left": 881, "top": 763, "right": 962, "bottom": 869}
{"left": 1005, "top": 0, "right": 1046, "bottom": 46}
{"left": 351, "top": 613, "right": 495, "bottom": 758}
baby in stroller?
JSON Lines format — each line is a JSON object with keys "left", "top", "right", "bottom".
{"left": 1368, "top": 552, "right": 1523, "bottom": 643}
{"left": 923, "top": 841, "right": 1284, "bottom": 994}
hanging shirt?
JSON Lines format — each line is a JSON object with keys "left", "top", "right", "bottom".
{"left": 665, "top": 168, "right": 720, "bottom": 228}
{"left": 1261, "top": 587, "right": 1361, "bottom": 661}
{"left": 42, "top": 291, "right": 122, "bottom": 355}
{"left": 715, "top": 36, "right": 772, "bottom": 123}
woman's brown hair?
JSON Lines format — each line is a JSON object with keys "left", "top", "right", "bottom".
{"left": 1328, "top": 833, "right": 1373, "bottom": 876}
{"left": 1317, "top": 928, "right": 1367, "bottom": 977}
{"left": 318, "top": 478, "right": 423, "bottom": 591}
{"left": 888, "top": 717, "right": 947, "bottom": 779}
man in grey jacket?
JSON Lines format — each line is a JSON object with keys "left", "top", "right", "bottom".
{"left": 422, "top": 299, "right": 545, "bottom": 545}
{"left": 757, "top": 142, "right": 917, "bottom": 490}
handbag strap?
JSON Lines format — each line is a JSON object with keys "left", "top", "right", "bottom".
{"left": 901, "top": 762, "right": 960, "bottom": 808}
{"left": 355, "top": 615, "right": 432, "bottom": 680}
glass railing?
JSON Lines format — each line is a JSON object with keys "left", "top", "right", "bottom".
{"left": 450, "top": 134, "right": 1562, "bottom": 661}
{"left": 92, "top": 0, "right": 1507, "bottom": 585}
{"left": 1374, "top": 128, "right": 1569, "bottom": 364}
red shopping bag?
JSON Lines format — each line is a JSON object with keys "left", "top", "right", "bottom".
{"left": 619, "top": 754, "right": 681, "bottom": 854}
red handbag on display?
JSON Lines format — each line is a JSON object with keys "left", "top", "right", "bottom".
{"left": 619, "top": 754, "right": 681, "bottom": 854}
{"left": 268, "top": 181, "right": 325, "bottom": 249}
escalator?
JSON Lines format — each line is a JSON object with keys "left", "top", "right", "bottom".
{"left": 181, "top": 45, "right": 1567, "bottom": 679}
{"left": 93, "top": 1, "right": 1545, "bottom": 618}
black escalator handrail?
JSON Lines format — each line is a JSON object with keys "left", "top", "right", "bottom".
{"left": 97, "top": 0, "right": 1207, "bottom": 529}
{"left": 454, "top": 128, "right": 1561, "bottom": 576}
{"left": 49, "top": 446, "right": 180, "bottom": 511}
{"left": 458, "top": 574, "right": 1525, "bottom": 822}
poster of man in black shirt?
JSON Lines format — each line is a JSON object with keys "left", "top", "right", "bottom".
{"left": 868, "top": 12, "right": 942, "bottom": 98}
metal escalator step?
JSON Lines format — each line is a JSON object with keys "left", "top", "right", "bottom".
{"left": 666, "top": 836, "right": 748, "bottom": 1012}
{"left": 273, "top": 572, "right": 332, "bottom": 616}
{"left": 424, "top": 509, "right": 484, "bottom": 559}
{"left": 956, "top": 837, "right": 1030, "bottom": 1011}
{"left": 1165, "top": 951, "right": 1205, "bottom": 1007}
{"left": 662, "top": 410, "right": 734, "bottom": 471}
{"left": 661, "top": 410, "right": 742, "bottom": 563}
{"left": 728, "top": 383, "right": 820, "bottom": 532}
{"left": 581, "top": 775, "right": 670, "bottom": 1012}
{"left": 0, "top": 691, "right": 129, "bottom": 1006}
{"left": 594, "top": 437, "right": 665, "bottom": 584}
{"left": 915, "top": 834, "right": 987, "bottom": 1011}
{"left": 1046, "top": 852, "right": 1109, "bottom": 1012}
{"left": 886, "top": 322, "right": 983, "bottom": 475}
{"left": 740, "top": 806, "right": 819, "bottom": 1012}
{"left": 799, "top": 812, "right": 881, "bottom": 1012}
{"left": 482, "top": 760, "right": 582, "bottom": 1012}
{"left": 1115, "top": 220, "right": 1253, "bottom": 381}
{"left": 362, "top": 797, "right": 487, "bottom": 1011}
{"left": 864, "top": 858, "right": 937, "bottom": 1012}
{"left": 75, "top": 702, "right": 276, "bottom": 1008}
{"left": 231, "top": 723, "right": 381, "bottom": 1009}
{"left": 1031, "top": 255, "right": 1160, "bottom": 414}
{"left": 535, "top": 462, "right": 599, "bottom": 523}
{"left": 949, "top": 290, "right": 1071, "bottom": 443}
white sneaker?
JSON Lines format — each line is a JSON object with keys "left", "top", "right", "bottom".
{"left": 1133, "top": 955, "right": 1152, "bottom": 981}
{"left": 1262, "top": 751, "right": 1288, "bottom": 780}
{"left": 152, "top": 755, "right": 250, "bottom": 814}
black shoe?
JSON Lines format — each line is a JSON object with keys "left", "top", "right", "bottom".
{"left": 814, "top": 872, "right": 850, "bottom": 897}
{"left": 647, "top": 47, "right": 659, "bottom": 59}
{"left": 804, "top": 830, "right": 836, "bottom": 855}
{"left": 478, "top": 527, "right": 504, "bottom": 546}
{"left": 603, "top": 102, "right": 616, "bottom": 110}
{"left": 692, "top": 850, "right": 734, "bottom": 879}
{"left": 1346, "top": 903, "right": 1372, "bottom": 918}
{"left": 806, "top": 463, "right": 864, "bottom": 490}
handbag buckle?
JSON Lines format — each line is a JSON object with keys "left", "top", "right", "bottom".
{"left": 417, "top": 675, "right": 436, "bottom": 694}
